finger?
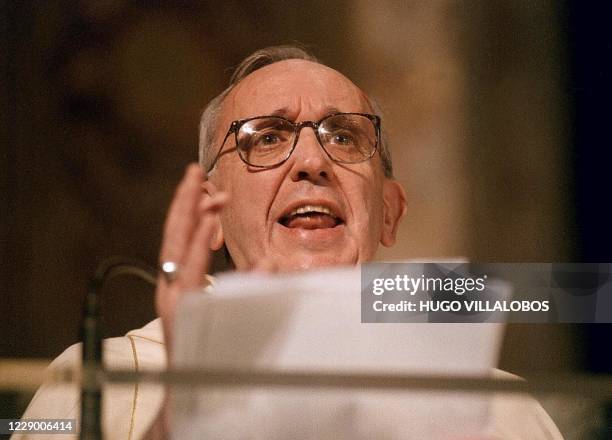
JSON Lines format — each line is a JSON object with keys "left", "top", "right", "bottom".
{"left": 156, "top": 194, "right": 228, "bottom": 298}
{"left": 157, "top": 213, "right": 217, "bottom": 361}
{"left": 201, "top": 180, "right": 220, "bottom": 197}
{"left": 156, "top": 190, "right": 228, "bottom": 305}
{"left": 180, "top": 214, "right": 216, "bottom": 289}
{"left": 178, "top": 194, "right": 228, "bottom": 289}
{"left": 197, "top": 191, "right": 229, "bottom": 213}
{"left": 160, "top": 164, "right": 203, "bottom": 263}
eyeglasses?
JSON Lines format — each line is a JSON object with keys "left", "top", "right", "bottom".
{"left": 207, "top": 112, "right": 381, "bottom": 172}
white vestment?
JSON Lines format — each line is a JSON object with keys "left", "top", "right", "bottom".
{"left": 14, "top": 319, "right": 563, "bottom": 439}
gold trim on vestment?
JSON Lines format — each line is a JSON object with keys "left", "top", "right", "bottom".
{"left": 127, "top": 336, "right": 140, "bottom": 440}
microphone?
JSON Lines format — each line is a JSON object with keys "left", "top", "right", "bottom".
{"left": 80, "top": 257, "right": 157, "bottom": 440}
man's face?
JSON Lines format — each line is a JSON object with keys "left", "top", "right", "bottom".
{"left": 208, "top": 60, "right": 405, "bottom": 270}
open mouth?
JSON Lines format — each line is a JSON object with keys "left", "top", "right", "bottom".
{"left": 278, "top": 204, "right": 344, "bottom": 230}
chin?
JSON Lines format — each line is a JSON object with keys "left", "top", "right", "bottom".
{"left": 271, "top": 251, "right": 359, "bottom": 272}
{"left": 269, "top": 222, "right": 365, "bottom": 271}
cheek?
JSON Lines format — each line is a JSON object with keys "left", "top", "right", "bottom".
{"left": 218, "top": 184, "right": 268, "bottom": 265}
{"left": 350, "top": 179, "right": 385, "bottom": 239}
{"left": 216, "top": 169, "right": 276, "bottom": 232}
{"left": 366, "top": 195, "right": 385, "bottom": 234}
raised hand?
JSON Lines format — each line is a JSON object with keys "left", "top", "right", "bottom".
{"left": 156, "top": 163, "right": 228, "bottom": 360}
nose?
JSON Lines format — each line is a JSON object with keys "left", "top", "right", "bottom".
{"left": 288, "top": 126, "right": 334, "bottom": 184}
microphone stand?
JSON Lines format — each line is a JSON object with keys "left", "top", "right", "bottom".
{"left": 80, "top": 257, "right": 157, "bottom": 440}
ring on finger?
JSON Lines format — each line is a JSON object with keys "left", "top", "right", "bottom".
{"left": 160, "top": 261, "right": 180, "bottom": 283}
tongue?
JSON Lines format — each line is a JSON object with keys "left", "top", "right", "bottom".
{"left": 285, "top": 213, "right": 337, "bottom": 229}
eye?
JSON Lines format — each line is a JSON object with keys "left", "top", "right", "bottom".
{"left": 245, "top": 128, "right": 292, "bottom": 152}
{"left": 330, "top": 131, "right": 355, "bottom": 146}
{"left": 260, "top": 133, "right": 281, "bottom": 145}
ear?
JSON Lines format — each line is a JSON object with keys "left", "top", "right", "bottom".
{"left": 201, "top": 180, "right": 225, "bottom": 251}
{"left": 380, "top": 179, "right": 407, "bottom": 247}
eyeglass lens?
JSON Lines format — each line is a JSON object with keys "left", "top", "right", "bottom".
{"left": 236, "top": 114, "right": 377, "bottom": 167}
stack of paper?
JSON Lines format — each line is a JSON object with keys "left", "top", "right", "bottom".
{"left": 172, "top": 265, "right": 506, "bottom": 439}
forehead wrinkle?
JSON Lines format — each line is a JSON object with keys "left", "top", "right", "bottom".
{"left": 236, "top": 61, "right": 363, "bottom": 105}
{"left": 218, "top": 61, "right": 375, "bottom": 160}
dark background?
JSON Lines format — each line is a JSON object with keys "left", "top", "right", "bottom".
{"left": 566, "top": 1, "right": 612, "bottom": 373}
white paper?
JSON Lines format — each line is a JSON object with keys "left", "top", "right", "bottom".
{"left": 172, "top": 265, "right": 507, "bottom": 439}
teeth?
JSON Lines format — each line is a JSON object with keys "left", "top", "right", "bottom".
{"left": 289, "top": 204, "right": 336, "bottom": 217}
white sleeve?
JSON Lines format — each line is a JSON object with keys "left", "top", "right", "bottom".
{"left": 11, "top": 334, "right": 165, "bottom": 440}
{"left": 11, "top": 343, "right": 81, "bottom": 440}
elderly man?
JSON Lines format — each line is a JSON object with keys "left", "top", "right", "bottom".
{"left": 16, "top": 46, "right": 562, "bottom": 439}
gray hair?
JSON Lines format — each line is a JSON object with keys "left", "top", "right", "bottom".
{"left": 198, "top": 45, "right": 393, "bottom": 177}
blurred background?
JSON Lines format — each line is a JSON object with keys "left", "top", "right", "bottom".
{"left": 1, "top": 0, "right": 611, "bottom": 437}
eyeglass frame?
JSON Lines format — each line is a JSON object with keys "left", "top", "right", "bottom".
{"left": 206, "top": 112, "right": 381, "bottom": 173}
